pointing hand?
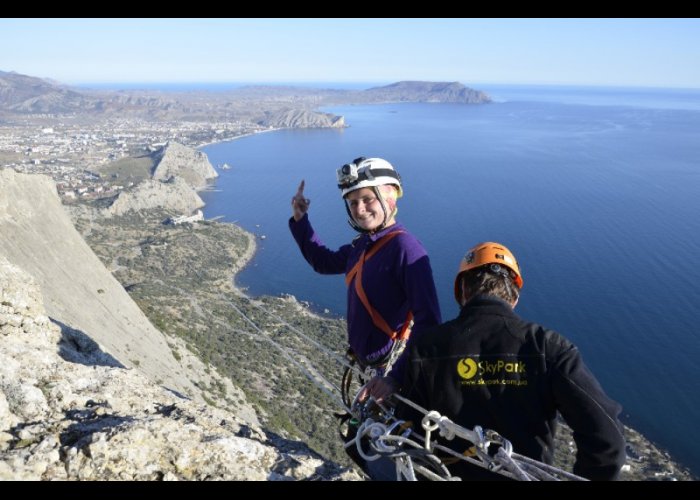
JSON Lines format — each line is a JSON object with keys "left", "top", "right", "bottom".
{"left": 291, "top": 180, "right": 310, "bottom": 221}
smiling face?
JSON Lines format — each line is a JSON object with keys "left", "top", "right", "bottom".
{"left": 345, "top": 186, "right": 397, "bottom": 232}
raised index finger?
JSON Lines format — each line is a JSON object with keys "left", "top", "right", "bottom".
{"left": 295, "top": 180, "right": 305, "bottom": 197}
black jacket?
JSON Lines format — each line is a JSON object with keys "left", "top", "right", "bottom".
{"left": 401, "top": 295, "right": 626, "bottom": 480}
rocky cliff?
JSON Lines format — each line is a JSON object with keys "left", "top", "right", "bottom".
{"left": 105, "top": 142, "right": 215, "bottom": 216}
{"left": 0, "top": 169, "right": 198, "bottom": 398}
{"left": 0, "top": 256, "right": 356, "bottom": 480}
{"left": 151, "top": 141, "right": 218, "bottom": 189}
{"left": 257, "top": 109, "right": 345, "bottom": 129}
{"left": 107, "top": 177, "right": 205, "bottom": 216}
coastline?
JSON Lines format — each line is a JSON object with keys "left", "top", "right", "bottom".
{"left": 194, "top": 123, "right": 354, "bottom": 320}
{"left": 186, "top": 197, "right": 698, "bottom": 479}
{"left": 195, "top": 131, "right": 269, "bottom": 299}
{"left": 190, "top": 135, "right": 697, "bottom": 480}
{"left": 186, "top": 101, "right": 699, "bottom": 478}
{"left": 62, "top": 150, "right": 696, "bottom": 479}
{"left": 195, "top": 127, "right": 282, "bottom": 150}
{"left": 192, "top": 180, "right": 257, "bottom": 295}
{"left": 229, "top": 225, "right": 257, "bottom": 297}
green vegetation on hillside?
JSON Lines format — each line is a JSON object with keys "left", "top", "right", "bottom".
{"left": 95, "top": 154, "right": 155, "bottom": 185}
{"left": 75, "top": 207, "right": 696, "bottom": 480}
{"left": 77, "top": 209, "right": 351, "bottom": 464}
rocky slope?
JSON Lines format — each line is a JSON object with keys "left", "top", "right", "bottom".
{"left": 151, "top": 141, "right": 218, "bottom": 189}
{"left": 0, "top": 256, "right": 356, "bottom": 480}
{"left": 257, "top": 109, "right": 345, "bottom": 129}
{"left": 0, "top": 169, "right": 198, "bottom": 398}
{"left": 107, "top": 177, "right": 205, "bottom": 216}
{"left": 106, "top": 142, "right": 215, "bottom": 216}
{"left": 1, "top": 136, "right": 694, "bottom": 480}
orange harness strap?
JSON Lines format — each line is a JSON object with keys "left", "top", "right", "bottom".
{"left": 345, "top": 231, "right": 413, "bottom": 341}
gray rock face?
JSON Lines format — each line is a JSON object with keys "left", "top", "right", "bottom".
{"left": 152, "top": 141, "right": 218, "bottom": 189}
{"left": 105, "top": 142, "right": 217, "bottom": 216}
{"left": 107, "top": 177, "right": 205, "bottom": 216}
{"left": 0, "top": 169, "right": 197, "bottom": 398}
{"left": 258, "top": 109, "right": 345, "bottom": 129}
{"left": 0, "top": 256, "right": 358, "bottom": 481}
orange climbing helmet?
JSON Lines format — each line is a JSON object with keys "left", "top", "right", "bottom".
{"left": 454, "top": 242, "right": 523, "bottom": 303}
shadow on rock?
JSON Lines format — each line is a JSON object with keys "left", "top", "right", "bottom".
{"left": 53, "top": 318, "right": 124, "bottom": 368}
{"left": 261, "top": 428, "right": 356, "bottom": 481}
{"left": 60, "top": 405, "right": 135, "bottom": 448}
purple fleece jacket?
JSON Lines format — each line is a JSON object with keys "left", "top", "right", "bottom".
{"left": 289, "top": 214, "right": 442, "bottom": 384}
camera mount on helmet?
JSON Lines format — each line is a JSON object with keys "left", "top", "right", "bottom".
{"left": 335, "top": 156, "right": 403, "bottom": 234}
{"left": 336, "top": 157, "right": 402, "bottom": 198}
{"left": 336, "top": 157, "right": 366, "bottom": 189}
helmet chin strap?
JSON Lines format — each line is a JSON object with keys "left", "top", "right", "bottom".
{"left": 344, "top": 186, "right": 395, "bottom": 234}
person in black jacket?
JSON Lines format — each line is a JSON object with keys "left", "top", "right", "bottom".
{"left": 400, "top": 241, "right": 626, "bottom": 481}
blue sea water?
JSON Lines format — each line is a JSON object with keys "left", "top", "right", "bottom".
{"left": 199, "top": 85, "right": 700, "bottom": 476}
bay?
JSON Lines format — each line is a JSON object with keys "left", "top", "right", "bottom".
{"left": 200, "top": 85, "right": 700, "bottom": 475}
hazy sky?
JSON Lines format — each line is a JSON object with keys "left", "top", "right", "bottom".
{"left": 2, "top": 18, "right": 699, "bottom": 88}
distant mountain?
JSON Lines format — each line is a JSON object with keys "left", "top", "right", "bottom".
{"left": 0, "top": 70, "right": 93, "bottom": 113}
{"left": 0, "top": 71, "right": 184, "bottom": 116}
{"left": 359, "top": 81, "right": 491, "bottom": 104}
{"left": 0, "top": 71, "right": 490, "bottom": 120}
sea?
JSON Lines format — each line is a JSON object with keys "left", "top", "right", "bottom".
{"left": 197, "top": 83, "right": 700, "bottom": 476}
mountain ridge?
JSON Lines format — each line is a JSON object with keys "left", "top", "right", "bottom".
{"left": 0, "top": 70, "right": 491, "bottom": 119}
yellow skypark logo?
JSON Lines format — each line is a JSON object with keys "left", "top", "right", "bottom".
{"left": 457, "top": 358, "right": 527, "bottom": 380}
{"left": 457, "top": 358, "right": 478, "bottom": 380}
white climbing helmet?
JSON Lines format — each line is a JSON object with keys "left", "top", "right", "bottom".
{"left": 336, "top": 157, "right": 403, "bottom": 198}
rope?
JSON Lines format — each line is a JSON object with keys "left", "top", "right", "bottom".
{"left": 245, "top": 297, "right": 364, "bottom": 377}
{"left": 242, "top": 296, "right": 370, "bottom": 410}
{"left": 225, "top": 296, "right": 586, "bottom": 482}
{"left": 228, "top": 301, "right": 349, "bottom": 411}
{"left": 390, "top": 394, "right": 586, "bottom": 481}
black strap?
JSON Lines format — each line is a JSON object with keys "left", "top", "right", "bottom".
{"left": 337, "top": 168, "right": 400, "bottom": 189}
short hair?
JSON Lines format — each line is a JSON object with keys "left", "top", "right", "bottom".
{"left": 459, "top": 265, "right": 520, "bottom": 304}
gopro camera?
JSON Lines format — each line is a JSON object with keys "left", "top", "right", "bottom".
{"left": 337, "top": 162, "right": 359, "bottom": 186}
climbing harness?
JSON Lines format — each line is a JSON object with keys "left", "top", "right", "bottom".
{"left": 345, "top": 230, "right": 413, "bottom": 343}
{"left": 340, "top": 228, "right": 413, "bottom": 411}
{"left": 339, "top": 339, "right": 406, "bottom": 410}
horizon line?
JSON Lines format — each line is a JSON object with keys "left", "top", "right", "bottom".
{"left": 66, "top": 80, "right": 700, "bottom": 92}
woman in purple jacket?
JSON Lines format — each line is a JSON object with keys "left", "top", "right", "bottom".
{"left": 289, "top": 157, "right": 442, "bottom": 402}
